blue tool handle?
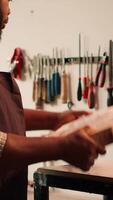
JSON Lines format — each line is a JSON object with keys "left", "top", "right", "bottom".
{"left": 77, "top": 78, "right": 82, "bottom": 101}
{"left": 51, "top": 73, "right": 56, "bottom": 99}
{"left": 55, "top": 72, "right": 61, "bottom": 96}
{"left": 47, "top": 80, "right": 52, "bottom": 102}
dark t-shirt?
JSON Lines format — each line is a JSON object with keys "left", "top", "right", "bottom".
{"left": 0, "top": 72, "right": 27, "bottom": 200}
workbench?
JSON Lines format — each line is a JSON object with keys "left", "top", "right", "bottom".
{"left": 33, "top": 161, "right": 113, "bottom": 200}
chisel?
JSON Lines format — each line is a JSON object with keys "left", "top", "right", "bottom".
{"left": 54, "top": 48, "right": 61, "bottom": 96}
{"left": 51, "top": 49, "right": 56, "bottom": 101}
{"left": 46, "top": 56, "right": 53, "bottom": 103}
{"left": 77, "top": 33, "right": 82, "bottom": 101}
{"left": 60, "top": 49, "right": 68, "bottom": 103}
{"left": 32, "top": 73, "right": 38, "bottom": 102}
{"left": 42, "top": 56, "right": 48, "bottom": 103}
{"left": 36, "top": 55, "right": 43, "bottom": 109}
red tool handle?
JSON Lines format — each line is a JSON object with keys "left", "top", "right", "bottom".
{"left": 83, "top": 77, "right": 89, "bottom": 99}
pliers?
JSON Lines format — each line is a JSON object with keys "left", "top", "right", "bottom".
{"left": 95, "top": 52, "right": 108, "bottom": 87}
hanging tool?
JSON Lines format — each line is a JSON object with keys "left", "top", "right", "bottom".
{"left": 95, "top": 52, "right": 108, "bottom": 87}
{"left": 83, "top": 37, "right": 88, "bottom": 100}
{"left": 36, "top": 55, "right": 43, "bottom": 109}
{"left": 88, "top": 54, "right": 95, "bottom": 109}
{"left": 32, "top": 73, "right": 38, "bottom": 102}
{"left": 54, "top": 48, "right": 61, "bottom": 96}
{"left": 46, "top": 56, "right": 53, "bottom": 103}
{"left": 51, "top": 48, "right": 56, "bottom": 99}
{"left": 107, "top": 40, "right": 113, "bottom": 107}
{"left": 87, "top": 51, "right": 90, "bottom": 85}
{"left": 77, "top": 33, "right": 82, "bottom": 101}
{"left": 95, "top": 46, "right": 101, "bottom": 110}
{"left": 41, "top": 56, "right": 48, "bottom": 103}
{"left": 50, "top": 49, "right": 56, "bottom": 101}
{"left": 60, "top": 49, "right": 68, "bottom": 103}
{"left": 83, "top": 54, "right": 89, "bottom": 100}
{"left": 67, "top": 72, "right": 74, "bottom": 110}
{"left": 85, "top": 51, "right": 90, "bottom": 98}
{"left": 32, "top": 56, "right": 39, "bottom": 103}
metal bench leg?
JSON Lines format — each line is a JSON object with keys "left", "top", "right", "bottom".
{"left": 103, "top": 195, "right": 113, "bottom": 200}
{"left": 34, "top": 185, "right": 49, "bottom": 200}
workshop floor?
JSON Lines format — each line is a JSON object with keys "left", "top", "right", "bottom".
{"left": 28, "top": 187, "right": 103, "bottom": 200}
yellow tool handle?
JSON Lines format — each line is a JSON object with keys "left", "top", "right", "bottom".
{"left": 60, "top": 72, "right": 68, "bottom": 103}
{"left": 32, "top": 80, "right": 38, "bottom": 102}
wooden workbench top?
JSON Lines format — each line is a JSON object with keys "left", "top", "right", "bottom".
{"left": 36, "top": 161, "right": 113, "bottom": 183}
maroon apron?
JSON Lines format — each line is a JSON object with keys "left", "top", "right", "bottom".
{"left": 0, "top": 72, "right": 27, "bottom": 200}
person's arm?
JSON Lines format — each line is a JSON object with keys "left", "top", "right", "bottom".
{"left": 24, "top": 109, "right": 59, "bottom": 130}
{"left": 24, "top": 109, "right": 89, "bottom": 131}
{"left": 0, "top": 128, "right": 105, "bottom": 175}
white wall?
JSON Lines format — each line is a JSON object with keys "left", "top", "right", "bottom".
{"left": 0, "top": 0, "right": 113, "bottom": 180}
{"left": 1, "top": 0, "right": 113, "bottom": 58}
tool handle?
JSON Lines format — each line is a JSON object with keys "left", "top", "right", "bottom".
{"left": 55, "top": 72, "right": 61, "bottom": 96}
{"left": 100, "top": 64, "right": 106, "bottom": 87}
{"left": 36, "top": 78, "right": 43, "bottom": 108}
{"left": 77, "top": 78, "right": 82, "bottom": 101}
{"left": 50, "top": 78, "right": 55, "bottom": 102}
{"left": 44, "top": 80, "right": 48, "bottom": 103}
{"left": 60, "top": 73, "right": 68, "bottom": 103}
{"left": 47, "top": 80, "right": 52, "bottom": 103}
{"left": 88, "top": 82, "right": 95, "bottom": 109}
{"left": 107, "top": 88, "right": 113, "bottom": 107}
{"left": 83, "top": 77, "right": 89, "bottom": 99}
{"left": 32, "top": 80, "right": 36, "bottom": 102}
{"left": 52, "top": 73, "right": 56, "bottom": 97}
{"left": 42, "top": 79, "right": 47, "bottom": 102}
{"left": 95, "top": 64, "right": 103, "bottom": 86}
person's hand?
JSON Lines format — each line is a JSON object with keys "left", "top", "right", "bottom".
{"left": 59, "top": 127, "right": 106, "bottom": 171}
{"left": 54, "top": 110, "right": 90, "bottom": 130}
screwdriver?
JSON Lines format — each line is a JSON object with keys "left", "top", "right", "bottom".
{"left": 83, "top": 54, "right": 88, "bottom": 100}
{"left": 88, "top": 54, "right": 95, "bottom": 109}
{"left": 77, "top": 33, "right": 82, "bottom": 101}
